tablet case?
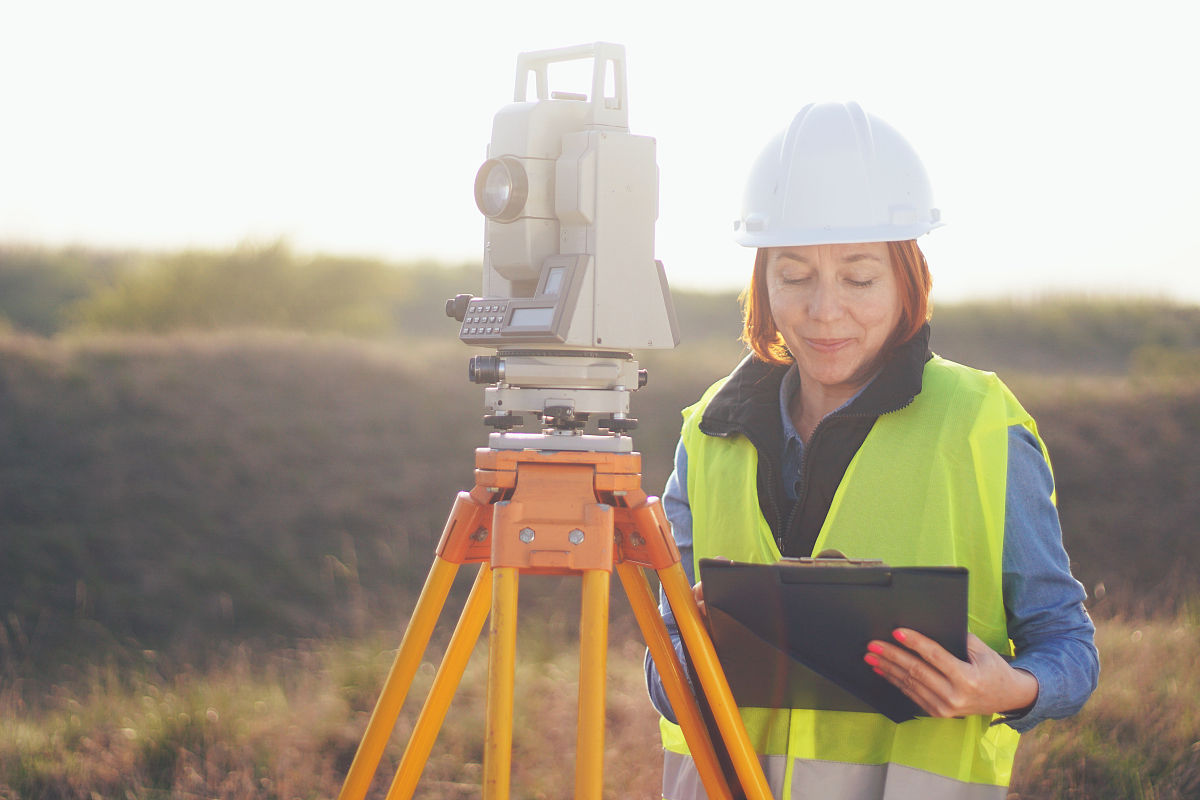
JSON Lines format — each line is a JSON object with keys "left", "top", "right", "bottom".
{"left": 699, "top": 557, "right": 969, "bottom": 723}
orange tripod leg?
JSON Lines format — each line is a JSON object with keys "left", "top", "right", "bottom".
{"left": 616, "top": 561, "right": 734, "bottom": 800}
{"left": 483, "top": 566, "right": 519, "bottom": 800}
{"left": 617, "top": 496, "right": 773, "bottom": 799}
{"left": 385, "top": 564, "right": 494, "bottom": 800}
{"left": 660, "top": 562, "right": 774, "bottom": 800}
{"left": 575, "top": 569, "right": 610, "bottom": 800}
{"left": 337, "top": 556, "right": 459, "bottom": 800}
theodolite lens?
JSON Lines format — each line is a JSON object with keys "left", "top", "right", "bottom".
{"left": 480, "top": 170, "right": 511, "bottom": 215}
{"left": 474, "top": 157, "right": 528, "bottom": 222}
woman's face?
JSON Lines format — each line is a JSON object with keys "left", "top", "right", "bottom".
{"left": 765, "top": 242, "right": 902, "bottom": 393}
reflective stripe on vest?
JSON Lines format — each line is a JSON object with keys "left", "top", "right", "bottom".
{"left": 663, "top": 755, "right": 1009, "bottom": 800}
{"left": 662, "top": 751, "right": 789, "bottom": 800}
{"left": 660, "top": 357, "right": 1042, "bottom": 798}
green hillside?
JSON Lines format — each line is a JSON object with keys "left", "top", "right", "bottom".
{"left": 1, "top": 325, "right": 1197, "bottom": 672}
{"left": 8, "top": 241, "right": 1199, "bottom": 376}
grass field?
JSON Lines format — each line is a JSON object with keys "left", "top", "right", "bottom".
{"left": 2, "top": 611, "right": 1197, "bottom": 799}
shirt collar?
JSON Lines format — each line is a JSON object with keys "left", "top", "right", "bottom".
{"left": 777, "top": 363, "right": 878, "bottom": 445}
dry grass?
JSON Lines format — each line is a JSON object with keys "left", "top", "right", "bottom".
{"left": 3, "top": 611, "right": 1198, "bottom": 799}
{"left": 0, "top": 614, "right": 665, "bottom": 800}
{"left": 1010, "top": 613, "right": 1200, "bottom": 799}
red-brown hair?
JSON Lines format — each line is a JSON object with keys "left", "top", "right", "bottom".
{"left": 739, "top": 240, "right": 933, "bottom": 366}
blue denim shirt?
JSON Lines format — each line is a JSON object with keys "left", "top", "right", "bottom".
{"left": 646, "top": 365, "right": 1099, "bottom": 732}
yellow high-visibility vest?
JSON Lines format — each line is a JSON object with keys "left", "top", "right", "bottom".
{"left": 661, "top": 356, "right": 1044, "bottom": 800}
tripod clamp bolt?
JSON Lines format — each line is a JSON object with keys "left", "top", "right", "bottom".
{"left": 568, "top": 529, "right": 586, "bottom": 545}
{"left": 519, "top": 527, "right": 536, "bottom": 543}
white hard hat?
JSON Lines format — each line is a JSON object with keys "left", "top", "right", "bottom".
{"left": 733, "top": 102, "right": 942, "bottom": 247}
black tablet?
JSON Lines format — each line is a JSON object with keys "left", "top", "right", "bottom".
{"left": 699, "top": 557, "right": 969, "bottom": 723}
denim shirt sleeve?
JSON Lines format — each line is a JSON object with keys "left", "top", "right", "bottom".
{"left": 1000, "top": 426, "right": 1100, "bottom": 732}
{"left": 645, "top": 427, "right": 1101, "bottom": 730}
{"left": 643, "top": 436, "right": 694, "bottom": 723}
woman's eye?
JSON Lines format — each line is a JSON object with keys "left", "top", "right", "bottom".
{"left": 846, "top": 278, "right": 875, "bottom": 288}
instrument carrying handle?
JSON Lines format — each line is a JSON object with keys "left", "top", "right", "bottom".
{"left": 513, "top": 41, "right": 628, "bottom": 128}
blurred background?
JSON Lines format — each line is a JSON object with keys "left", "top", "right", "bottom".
{"left": 4, "top": 0, "right": 1199, "bottom": 301}
{"left": 1, "top": 2, "right": 1198, "bottom": 798}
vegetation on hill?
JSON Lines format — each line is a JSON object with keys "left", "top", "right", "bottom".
{"left": 0, "top": 243, "right": 481, "bottom": 341}
{"left": 3, "top": 329, "right": 1196, "bottom": 659}
{"left": 0, "top": 246, "right": 125, "bottom": 337}
{"left": 930, "top": 298, "right": 1200, "bottom": 376}
{"left": 0, "top": 334, "right": 473, "bottom": 666}
{"left": 6, "top": 241, "right": 1199, "bottom": 378}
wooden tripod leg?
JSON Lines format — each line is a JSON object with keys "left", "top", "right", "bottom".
{"left": 483, "top": 566, "right": 519, "bottom": 800}
{"left": 615, "top": 561, "right": 734, "bottom": 800}
{"left": 338, "top": 556, "right": 460, "bottom": 800}
{"left": 659, "top": 563, "right": 775, "bottom": 800}
{"left": 385, "top": 564, "right": 494, "bottom": 800}
{"left": 575, "top": 569, "right": 610, "bottom": 800}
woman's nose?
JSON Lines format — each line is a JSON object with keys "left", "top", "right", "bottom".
{"left": 808, "top": 281, "right": 844, "bottom": 321}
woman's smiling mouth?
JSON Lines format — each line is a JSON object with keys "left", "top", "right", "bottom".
{"left": 804, "top": 338, "right": 854, "bottom": 353}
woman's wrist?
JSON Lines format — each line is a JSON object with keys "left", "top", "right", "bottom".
{"left": 1001, "top": 667, "right": 1040, "bottom": 716}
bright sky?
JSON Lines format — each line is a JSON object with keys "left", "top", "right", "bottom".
{"left": 2, "top": 1, "right": 1198, "bottom": 302}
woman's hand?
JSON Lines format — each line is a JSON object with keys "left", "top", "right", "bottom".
{"left": 864, "top": 629, "right": 1039, "bottom": 718}
{"left": 692, "top": 581, "right": 706, "bottom": 617}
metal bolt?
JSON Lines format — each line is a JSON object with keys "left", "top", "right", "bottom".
{"left": 630, "top": 533, "right": 646, "bottom": 547}
{"left": 519, "top": 527, "right": 535, "bottom": 543}
{"left": 471, "top": 527, "right": 488, "bottom": 542}
{"left": 568, "top": 529, "right": 585, "bottom": 545}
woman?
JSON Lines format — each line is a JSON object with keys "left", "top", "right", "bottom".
{"left": 646, "top": 102, "right": 1099, "bottom": 799}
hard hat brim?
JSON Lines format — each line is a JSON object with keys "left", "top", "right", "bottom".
{"left": 733, "top": 220, "right": 943, "bottom": 248}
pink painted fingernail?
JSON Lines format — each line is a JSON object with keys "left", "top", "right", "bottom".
{"left": 867, "top": 642, "right": 884, "bottom": 654}
{"left": 864, "top": 653, "right": 880, "bottom": 667}
{"left": 873, "top": 667, "right": 884, "bottom": 676}
{"left": 893, "top": 629, "right": 907, "bottom": 643}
